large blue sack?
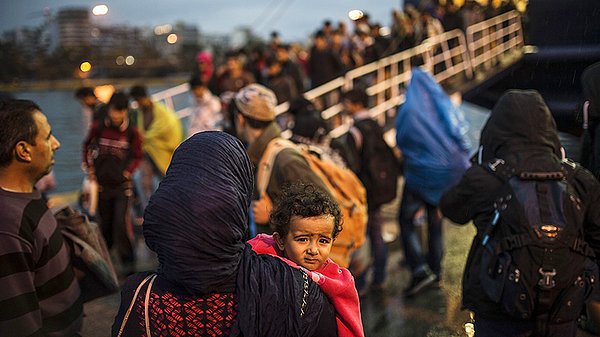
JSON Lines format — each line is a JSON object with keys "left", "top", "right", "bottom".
{"left": 395, "top": 68, "right": 471, "bottom": 205}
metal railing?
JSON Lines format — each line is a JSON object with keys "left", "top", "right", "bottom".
{"left": 152, "top": 10, "right": 524, "bottom": 136}
{"left": 465, "top": 10, "right": 524, "bottom": 74}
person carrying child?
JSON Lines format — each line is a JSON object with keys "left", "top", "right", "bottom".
{"left": 248, "top": 182, "right": 365, "bottom": 337}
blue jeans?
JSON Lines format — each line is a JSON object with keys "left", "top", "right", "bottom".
{"left": 398, "top": 186, "right": 443, "bottom": 278}
{"left": 356, "top": 207, "right": 388, "bottom": 289}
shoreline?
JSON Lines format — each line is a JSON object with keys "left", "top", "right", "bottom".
{"left": 0, "top": 75, "right": 189, "bottom": 92}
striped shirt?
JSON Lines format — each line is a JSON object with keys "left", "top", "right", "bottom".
{"left": 0, "top": 188, "right": 83, "bottom": 336}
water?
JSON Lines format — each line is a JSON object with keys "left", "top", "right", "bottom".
{"left": 13, "top": 84, "right": 176, "bottom": 194}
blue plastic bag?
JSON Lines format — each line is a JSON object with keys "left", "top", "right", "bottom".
{"left": 395, "top": 68, "right": 471, "bottom": 205}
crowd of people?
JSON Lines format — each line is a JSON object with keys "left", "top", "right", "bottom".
{"left": 3, "top": 1, "right": 600, "bottom": 337}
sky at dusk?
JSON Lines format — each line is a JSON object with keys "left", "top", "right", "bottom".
{"left": 0, "top": 0, "right": 403, "bottom": 41}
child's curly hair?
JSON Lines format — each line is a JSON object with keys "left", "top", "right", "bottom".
{"left": 270, "top": 182, "right": 343, "bottom": 239}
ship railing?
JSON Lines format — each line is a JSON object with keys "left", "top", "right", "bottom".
{"left": 465, "top": 10, "right": 524, "bottom": 77}
{"left": 151, "top": 10, "right": 523, "bottom": 140}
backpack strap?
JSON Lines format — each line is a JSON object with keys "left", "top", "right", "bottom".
{"left": 256, "top": 138, "right": 297, "bottom": 198}
{"left": 348, "top": 125, "right": 363, "bottom": 153}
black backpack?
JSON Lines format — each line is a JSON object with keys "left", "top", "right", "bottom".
{"left": 479, "top": 158, "right": 598, "bottom": 323}
{"left": 90, "top": 121, "right": 135, "bottom": 186}
{"left": 353, "top": 119, "right": 402, "bottom": 208}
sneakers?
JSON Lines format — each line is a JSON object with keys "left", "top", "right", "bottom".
{"left": 403, "top": 271, "right": 437, "bottom": 297}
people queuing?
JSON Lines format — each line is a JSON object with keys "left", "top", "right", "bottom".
{"left": 4, "top": 1, "right": 570, "bottom": 336}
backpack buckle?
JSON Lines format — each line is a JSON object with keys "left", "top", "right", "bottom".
{"left": 538, "top": 268, "right": 556, "bottom": 290}
{"left": 488, "top": 159, "right": 505, "bottom": 172}
{"left": 535, "top": 224, "right": 560, "bottom": 239}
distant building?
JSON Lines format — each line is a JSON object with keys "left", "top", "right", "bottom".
{"left": 52, "top": 8, "right": 91, "bottom": 50}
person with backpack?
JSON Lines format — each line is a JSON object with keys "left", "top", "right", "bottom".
{"left": 440, "top": 90, "right": 600, "bottom": 337}
{"left": 232, "top": 84, "right": 329, "bottom": 231}
{"left": 342, "top": 88, "right": 401, "bottom": 294}
{"left": 234, "top": 84, "right": 367, "bottom": 268}
{"left": 82, "top": 92, "right": 143, "bottom": 275}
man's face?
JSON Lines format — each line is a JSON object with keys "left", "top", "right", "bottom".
{"left": 343, "top": 99, "right": 360, "bottom": 115}
{"left": 135, "top": 97, "right": 152, "bottom": 109}
{"left": 234, "top": 112, "right": 249, "bottom": 143}
{"left": 192, "top": 86, "right": 206, "bottom": 100}
{"left": 276, "top": 48, "right": 289, "bottom": 62}
{"left": 30, "top": 111, "right": 61, "bottom": 180}
{"left": 108, "top": 107, "right": 128, "bottom": 126}
{"left": 82, "top": 95, "right": 97, "bottom": 109}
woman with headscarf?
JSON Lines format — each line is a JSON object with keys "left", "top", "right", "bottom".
{"left": 112, "top": 131, "right": 337, "bottom": 337}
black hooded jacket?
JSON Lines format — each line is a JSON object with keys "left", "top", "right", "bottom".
{"left": 440, "top": 90, "right": 600, "bottom": 319}
{"left": 580, "top": 61, "right": 600, "bottom": 179}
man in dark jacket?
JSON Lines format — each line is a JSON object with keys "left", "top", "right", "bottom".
{"left": 83, "top": 92, "right": 143, "bottom": 274}
{"left": 440, "top": 90, "right": 600, "bottom": 336}
{"left": 580, "top": 61, "right": 600, "bottom": 179}
{"left": 233, "top": 84, "right": 329, "bottom": 233}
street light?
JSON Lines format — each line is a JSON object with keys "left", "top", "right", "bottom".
{"left": 92, "top": 4, "right": 108, "bottom": 16}
{"left": 348, "top": 9, "right": 364, "bottom": 21}
{"left": 167, "top": 34, "right": 178, "bottom": 44}
{"left": 80, "top": 61, "right": 92, "bottom": 72}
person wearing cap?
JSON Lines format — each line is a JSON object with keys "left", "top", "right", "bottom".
{"left": 233, "top": 84, "right": 329, "bottom": 233}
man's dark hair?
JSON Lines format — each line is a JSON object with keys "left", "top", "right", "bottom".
{"left": 270, "top": 182, "right": 343, "bottom": 239}
{"left": 225, "top": 50, "right": 242, "bottom": 59}
{"left": 108, "top": 92, "right": 129, "bottom": 110}
{"left": 289, "top": 98, "right": 328, "bottom": 141}
{"left": 343, "top": 88, "right": 369, "bottom": 107}
{"left": 129, "top": 85, "right": 148, "bottom": 99}
{"left": 0, "top": 100, "right": 40, "bottom": 167}
{"left": 277, "top": 43, "right": 291, "bottom": 51}
{"left": 189, "top": 75, "right": 207, "bottom": 89}
{"left": 75, "top": 87, "right": 95, "bottom": 99}
{"left": 265, "top": 55, "right": 281, "bottom": 68}
{"left": 314, "top": 30, "right": 326, "bottom": 39}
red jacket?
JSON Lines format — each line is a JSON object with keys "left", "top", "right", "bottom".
{"left": 248, "top": 234, "right": 365, "bottom": 337}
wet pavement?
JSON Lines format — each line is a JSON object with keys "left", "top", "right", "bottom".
{"left": 81, "top": 199, "right": 597, "bottom": 337}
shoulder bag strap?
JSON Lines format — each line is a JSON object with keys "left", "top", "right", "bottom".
{"left": 117, "top": 273, "right": 157, "bottom": 337}
{"left": 256, "top": 138, "right": 296, "bottom": 198}
{"left": 144, "top": 274, "right": 158, "bottom": 337}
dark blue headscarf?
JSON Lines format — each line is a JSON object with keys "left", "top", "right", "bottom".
{"left": 143, "top": 131, "right": 326, "bottom": 337}
{"left": 144, "top": 131, "right": 253, "bottom": 293}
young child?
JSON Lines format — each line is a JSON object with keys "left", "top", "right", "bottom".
{"left": 248, "top": 183, "right": 364, "bottom": 337}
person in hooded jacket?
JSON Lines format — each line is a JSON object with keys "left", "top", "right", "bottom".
{"left": 440, "top": 90, "right": 600, "bottom": 337}
{"left": 111, "top": 131, "right": 337, "bottom": 337}
{"left": 580, "top": 61, "right": 600, "bottom": 180}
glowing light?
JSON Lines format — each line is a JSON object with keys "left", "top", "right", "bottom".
{"left": 92, "top": 4, "right": 108, "bottom": 16}
{"left": 115, "top": 56, "right": 125, "bottom": 65}
{"left": 379, "top": 26, "right": 391, "bottom": 37}
{"left": 348, "top": 10, "right": 364, "bottom": 21}
{"left": 154, "top": 24, "right": 172, "bottom": 35}
{"left": 167, "top": 33, "right": 178, "bottom": 44}
{"left": 125, "top": 56, "right": 135, "bottom": 66}
{"left": 80, "top": 61, "right": 92, "bottom": 72}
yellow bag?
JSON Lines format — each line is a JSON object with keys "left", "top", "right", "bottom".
{"left": 256, "top": 138, "right": 368, "bottom": 268}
